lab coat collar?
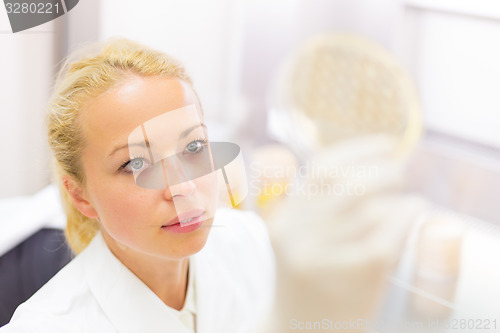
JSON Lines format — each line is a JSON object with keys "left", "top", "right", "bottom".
{"left": 190, "top": 253, "right": 215, "bottom": 332}
{"left": 81, "top": 232, "right": 191, "bottom": 333}
{"left": 191, "top": 224, "right": 249, "bottom": 333}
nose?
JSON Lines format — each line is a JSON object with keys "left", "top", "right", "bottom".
{"left": 161, "top": 158, "right": 196, "bottom": 201}
{"left": 166, "top": 180, "right": 195, "bottom": 200}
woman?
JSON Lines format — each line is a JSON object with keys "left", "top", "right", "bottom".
{"left": 1, "top": 38, "right": 275, "bottom": 332}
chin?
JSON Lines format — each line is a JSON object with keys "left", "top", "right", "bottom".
{"left": 165, "top": 226, "right": 212, "bottom": 259}
{"left": 185, "top": 228, "right": 211, "bottom": 254}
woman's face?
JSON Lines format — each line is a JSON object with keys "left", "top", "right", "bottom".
{"left": 77, "top": 76, "right": 218, "bottom": 259}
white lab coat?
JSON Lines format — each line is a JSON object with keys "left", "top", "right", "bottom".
{"left": 0, "top": 208, "right": 276, "bottom": 333}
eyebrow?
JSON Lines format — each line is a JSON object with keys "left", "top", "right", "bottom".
{"left": 109, "top": 141, "right": 149, "bottom": 157}
{"left": 181, "top": 123, "right": 206, "bottom": 139}
{"left": 108, "top": 123, "right": 206, "bottom": 157}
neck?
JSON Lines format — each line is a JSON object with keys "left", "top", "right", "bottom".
{"left": 101, "top": 231, "right": 189, "bottom": 310}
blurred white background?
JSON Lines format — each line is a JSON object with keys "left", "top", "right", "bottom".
{"left": 1, "top": 0, "right": 500, "bottom": 223}
{"left": 2, "top": 1, "right": 500, "bottom": 329}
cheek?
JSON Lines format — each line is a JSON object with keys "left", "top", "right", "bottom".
{"left": 194, "top": 172, "right": 219, "bottom": 200}
{"left": 92, "top": 181, "right": 156, "bottom": 231}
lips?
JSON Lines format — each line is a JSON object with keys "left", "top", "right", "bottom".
{"left": 163, "top": 208, "right": 205, "bottom": 227}
{"left": 161, "top": 209, "right": 206, "bottom": 234}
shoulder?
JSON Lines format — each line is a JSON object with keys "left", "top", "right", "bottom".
{"left": 1, "top": 242, "right": 113, "bottom": 332}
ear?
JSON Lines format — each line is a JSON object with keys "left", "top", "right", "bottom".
{"left": 63, "top": 176, "right": 99, "bottom": 219}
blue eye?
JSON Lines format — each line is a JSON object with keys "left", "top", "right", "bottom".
{"left": 185, "top": 140, "right": 206, "bottom": 154}
{"left": 122, "top": 157, "right": 150, "bottom": 174}
{"left": 130, "top": 158, "right": 144, "bottom": 170}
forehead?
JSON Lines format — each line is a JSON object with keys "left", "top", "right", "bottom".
{"left": 80, "top": 76, "right": 201, "bottom": 151}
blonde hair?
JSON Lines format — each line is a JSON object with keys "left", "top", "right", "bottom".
{"left": 47, "top": 38, "right": 192, "bottom": 254}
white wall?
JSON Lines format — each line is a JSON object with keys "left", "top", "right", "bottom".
{"left": 398, "top": 0, "right": 500, "bottom": 148}
{"left": 0, "top": 11, "right": 61, "bottom": 198}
